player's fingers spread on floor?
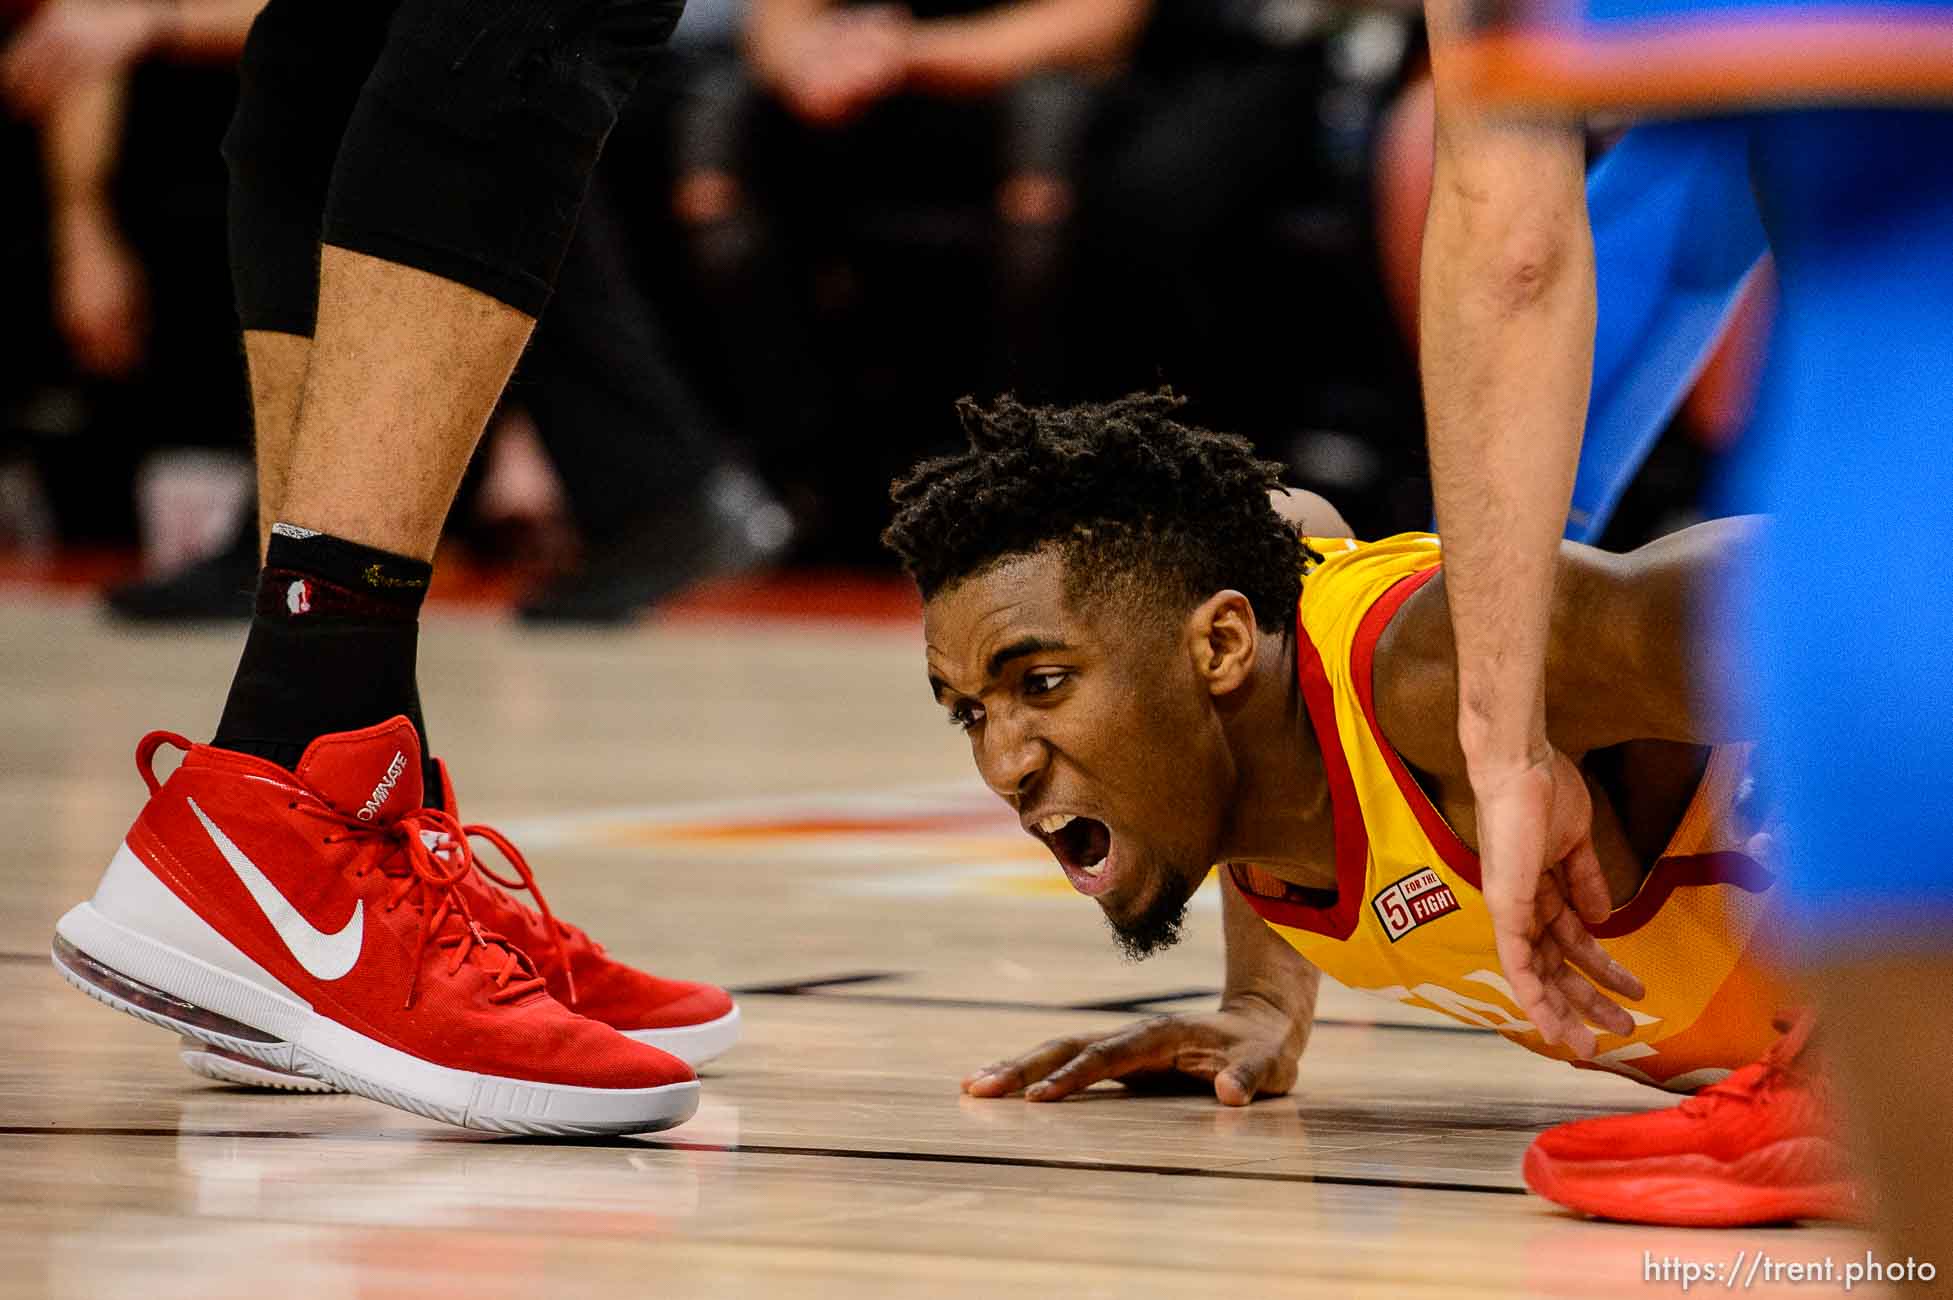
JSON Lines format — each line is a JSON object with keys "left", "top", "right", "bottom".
{"left": 1024, "top": 1023, "right": 1176, "bottom": 1102}
{"left": 962, "top": 1037, "right": 1090, "bottom": 1097}
{"left": 1213, "top": 1049, "right": 1294, "bottom": 1108}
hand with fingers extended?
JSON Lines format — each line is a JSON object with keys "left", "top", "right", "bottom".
{"left": 1471, "top": 746, "right": 1646, "bottom": 1059}
{"left": 961, "top": 996, "right": 1306, "bottom": 1107}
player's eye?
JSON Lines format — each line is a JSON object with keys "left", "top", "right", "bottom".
{"left": 947, "top": 701, "right": 984, "bottom": 732}
{"left": 1024, "top": 670, "right": 1070, "bottom": 697}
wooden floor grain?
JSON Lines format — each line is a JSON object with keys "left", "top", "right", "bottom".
{"left": 0, "top": 600, "right": 1877, "bottom": 1298}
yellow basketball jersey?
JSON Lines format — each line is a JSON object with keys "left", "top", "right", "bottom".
{"left": 1233, "top": 533, "right": 1790, "bottom": 1092}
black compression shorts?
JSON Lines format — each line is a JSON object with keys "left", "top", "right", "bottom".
{"left": 223, "top": 0, "right": 684, "bottom": 331}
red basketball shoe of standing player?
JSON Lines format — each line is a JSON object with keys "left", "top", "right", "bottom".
{"left": 52, "top": 718, "right": 698, "bottom": 1135}
{"left": 177, "top": 755, "right": 740, "bottom": 1092}
{"left": 1522, "top": 1011, "right": 1862, "bottom": 1225}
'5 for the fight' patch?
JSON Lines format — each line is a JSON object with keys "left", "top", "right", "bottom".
{"left": 1373, "top": 867, "right": 1461, "bottom": 942}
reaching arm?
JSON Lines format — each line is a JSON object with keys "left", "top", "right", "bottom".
{"left": 1418, "top": 0, "right": 1638, "bottom": 1059}
{"left": 1421, "top": 0, "right": 1593, "bottom": 778}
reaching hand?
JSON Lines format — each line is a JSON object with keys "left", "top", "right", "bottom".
{"left": 2, "top": 0, "right": 167, "bottom": 118}
{"left": 1472, "top": 747, "right": 1645, "bottom": 1059}
{"left": 961, "top": 999, "right": 1305, "bottom": 1107}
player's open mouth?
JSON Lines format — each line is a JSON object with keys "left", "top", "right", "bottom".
{"left": 1027, "top": 812, "right": 1119, "bottom": 897}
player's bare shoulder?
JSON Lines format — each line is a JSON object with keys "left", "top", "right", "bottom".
{"left": 1373, "top": 518, "right": 1764, "bottom": 767}
{"left": 1268, "top": 488, "right": 1353, "bottom": 539}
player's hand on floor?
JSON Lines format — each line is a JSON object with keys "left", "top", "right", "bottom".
{"left": 961, "top": 999, "right": 1304, "bottom": 1107}
{"left": 1473, "top": 747, "right": 1645, "bottom": 1059}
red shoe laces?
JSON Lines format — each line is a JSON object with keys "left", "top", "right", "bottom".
{"left": 308, "top": 804, "right": 548, "bottom": 1010}
{"left": 453, "top": 822, "right": 580, "bottom": 1009}
{"left": 1681, "top": 1009, "right": 1818, "bottom": 1115}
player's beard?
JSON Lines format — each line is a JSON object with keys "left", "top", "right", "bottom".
{"left": 1103, "top": 866, "right": 1194, "bottom": 961}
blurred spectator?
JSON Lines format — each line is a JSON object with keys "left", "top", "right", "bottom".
{"left": 3, "top": 0, "right": 1600, "bottom": 593}
{"left": 4, "top": 0, "right": 260, "bottom": 554}
{"left": 669, "top": 0, "right": 1146, "bottom": 547}
{"left": 1, "top": 0, "right": 779, "bottom": 622}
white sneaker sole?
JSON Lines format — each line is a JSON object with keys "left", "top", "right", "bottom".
{"left": 182, "top": 1008, "right": 741, "bottom": 1091}
{"left": 178, "top": 1038, "right": 338, "bottom": 1092}
{"left": 57, "top": 844, "right": 699, "bottom": 1136}
{"left": 624, "top": 1004, "right": 742, "bottom": 1067}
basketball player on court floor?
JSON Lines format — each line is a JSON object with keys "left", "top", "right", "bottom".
{"left": 47, "top": 0, "right": 738, "bottom": 1135}
{"left": 885, "top": 391, "right": 1856, "bottom": 1227}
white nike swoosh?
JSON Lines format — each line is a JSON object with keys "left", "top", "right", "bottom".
{"left": 187, "top": 796, "right": 363, "bottom": 981}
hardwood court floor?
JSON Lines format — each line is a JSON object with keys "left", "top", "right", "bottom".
{"left": 0, "top": 596, "right": 1878, "bottom": 1298}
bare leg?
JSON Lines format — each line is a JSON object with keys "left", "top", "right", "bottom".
{"left": 242, "top": 329, "right": 311, "bottom": 556}
{"left": 277, "top": 245, "right": 534, "bottom": 562}
{"left": 1810, "top": 959, "right": 1953, "bottom": 1295}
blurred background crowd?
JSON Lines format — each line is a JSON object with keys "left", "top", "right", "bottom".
{"left": 0, "top": 0, "right": 1761, "bottom": 623}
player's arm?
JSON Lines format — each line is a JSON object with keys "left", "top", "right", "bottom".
{"left": 1421, "top": 0, "right": 1594, "bottom": 778}
{"left": 1378, "top": 517, "right": 1762, "bottom": 767}
{"left": 961, "top": 870, "right": 1319, "bottom": 1105}
{"left": 1418, "top": 0, "right": 1635, "bottom": 1058}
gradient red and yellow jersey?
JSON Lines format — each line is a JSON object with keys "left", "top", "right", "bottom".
{"left": 1232, "top": 533, "right": 1790, "bottom": 1092}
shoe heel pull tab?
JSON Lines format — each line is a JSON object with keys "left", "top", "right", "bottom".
{"left": 135, "top": 731, "right": 193, "bottom": 795}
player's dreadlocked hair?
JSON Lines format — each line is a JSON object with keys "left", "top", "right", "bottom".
{"left": 884, "top": 390, "right": 1314, "bottom": 633}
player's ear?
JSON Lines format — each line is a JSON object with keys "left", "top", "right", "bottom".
{"left": 1187, "top": 590, "right": 1257, "bottom": 697}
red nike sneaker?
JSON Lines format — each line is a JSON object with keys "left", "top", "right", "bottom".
{"left": 1522, "top": 1011, "right": 1862, "bottom": 1226}
{"left": 52, "top": 718, "right": 699, "bottom": 1135}
{"left": 179, "top": 758, "right": 740, "bottom": 1092}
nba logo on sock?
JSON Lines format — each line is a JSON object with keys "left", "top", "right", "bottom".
{"left": 286, "top": 579, "right": 313, "bottom": 615}
{"left": 1373, "top": 868, "right": 1461, "bottom": 942}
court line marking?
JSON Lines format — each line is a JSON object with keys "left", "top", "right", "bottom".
{"left": 0, "top": 1125, "right": 1526, "bottom": 1197}
{"left": 729, "top": 971, "right": 1489, "bottom": 1032}
{"left": 488, "top": 779, "right": 999, "bottom": 848}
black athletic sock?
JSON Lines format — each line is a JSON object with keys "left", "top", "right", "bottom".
{"left": 214, "top": 526, "right": 436, "bottom": 791}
